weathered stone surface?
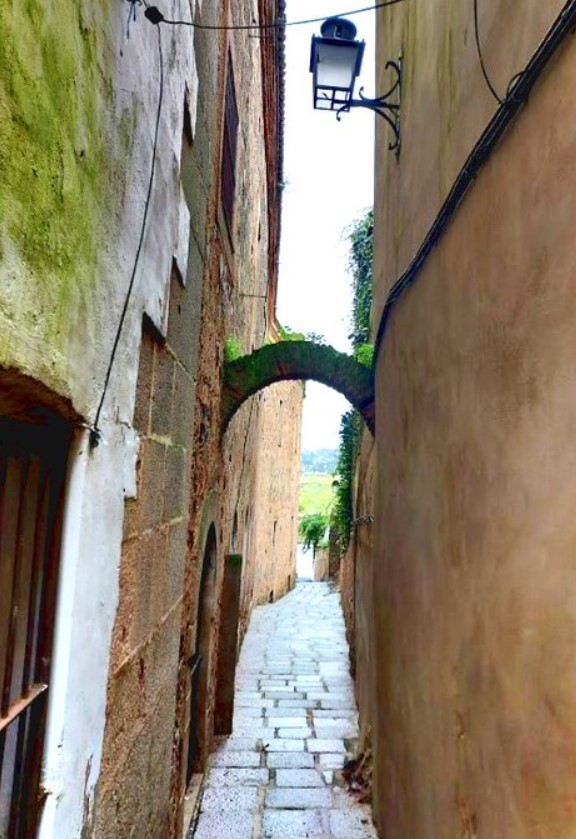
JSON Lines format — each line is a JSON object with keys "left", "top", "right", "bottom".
{"left": 223, "top": 342, "right": 374, "bottom": 434}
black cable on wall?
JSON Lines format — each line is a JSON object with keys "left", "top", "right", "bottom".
{"left": 374, "top": 0, "right": 576, "bottom": 363}
{"left": 90, "top": 25, "right": 165, "bottom": 449}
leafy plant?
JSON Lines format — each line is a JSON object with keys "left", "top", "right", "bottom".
{"left": 277, "top": 323, "right": 305, "bottom": 342}
{"left": 354, "top": 343, "right": 374, "bottom": 367}
{"left": 299, "top": 512, "right": 329, "bottom": 557}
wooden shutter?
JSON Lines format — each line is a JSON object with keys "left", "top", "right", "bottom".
{"left": 221, "top": 56, "right": 239, "bottom": 236}
{"left": 0, "top": 418, "right": 69, "bottom": 839}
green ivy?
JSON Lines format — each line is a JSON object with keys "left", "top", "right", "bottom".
{"left": 277, "top": 323, "right": 305, "bottom": 341}
{"left": 332, "top": 410, "right": 362, "bottom": 550}
{"left": 224, "top": 337, "right": 242, "bottom": 362}
{"left": 332, "top": 208, "right": 374, "bottom": 548}
{"left": 347, "top": 208, "right": 374, "bottom": 351}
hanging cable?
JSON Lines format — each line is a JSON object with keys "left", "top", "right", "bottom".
{"left": 375, "top": 0, "right": 576, "bottom": 362}
{"left": 143, "top": 0, "right": 407, "bottom": 30}
{"left": 90, "top": 25, "right": 165, "bottom": 450}
{"left": 473, "top": 0, "right": 504, "bottom": 104}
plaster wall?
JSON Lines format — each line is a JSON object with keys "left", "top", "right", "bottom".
{"left": 370, "top": 1, "right": 576, "bottom": 836}
{"left": 1, "top": 1, "right": 201, "bottom": 836}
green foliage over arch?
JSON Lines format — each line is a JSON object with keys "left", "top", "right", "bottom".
{"left": 222, "top": 340, "right": 374, "bottom": 434}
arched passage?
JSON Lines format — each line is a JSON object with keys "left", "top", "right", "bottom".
{"left": 222, "top": 341, "right": 375, "bottom": 434}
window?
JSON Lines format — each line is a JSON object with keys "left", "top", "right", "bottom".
{"left": 0, "top": 418, "right": 70, "bottom": 838}
{"left": 221, "top": 55, "right": 239, "bottom": 236}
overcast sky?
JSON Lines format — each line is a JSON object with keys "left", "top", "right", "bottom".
{"left": 277, "top": 1, "right": 375, "bottom": 450}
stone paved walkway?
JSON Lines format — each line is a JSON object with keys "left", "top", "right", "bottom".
{"left": 191, "top": 582, "right": 378, "bottom": 839}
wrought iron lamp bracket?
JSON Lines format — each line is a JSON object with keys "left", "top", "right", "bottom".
{"left": 337, "top": 55, "right": 403, "bottom": 156}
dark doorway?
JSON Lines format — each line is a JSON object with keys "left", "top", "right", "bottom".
{"left": 186, "top": 524, "right": 217, "bottom": 782}
{"left": 0, "top": 416, "right": 70, "bottom": 838}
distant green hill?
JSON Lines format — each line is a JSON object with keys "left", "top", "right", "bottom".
{"left": 301, "top": 448, "right": 338, "bottom": 474}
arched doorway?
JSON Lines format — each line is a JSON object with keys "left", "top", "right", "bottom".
{"left": 186, "top": 524, "right": 217, "bottom": 781}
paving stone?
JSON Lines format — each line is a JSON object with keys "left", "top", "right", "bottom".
{"left": 213, "top": 737, "right": 259, "bottom": 751}
{"left": 206, "top": 767, "right": 269, "bottom": 786}
{"left": 305, "top": 691, "right": 354, "bottom": 702}
{"left": 275, "top": 768, "right": 324, "bottom": 787}
{"left": 262, "top": 809, "right": 326, "bottom": 838}
{"left": 231, "top": 723, "right": 270, "bottom": 739}
{"left": 316, "top": 753, "right": 348, "bottom": 770}
{"left": 312, "top": 720, "right": 357, "bottom": 738}
{"left": 278, "top": 727, "right": 313, "bottom": 739}
{"left": 236, "top": 696, "right": 273, "bottom": 708}
{"left": 277, "top": 699, "right": 318, "bottom": 709}
{"left": 307, "top": 739, "right": 346, "bottom": 753}
{"left": 193, "top": 810, "right": 254, "bottom": 839}
{"left": 263, "top": 738, "right": 305, "bottom": 752}
{"left": 264, "top": 690, "right": 305, "bottom": 700}
{"left": 266, "top": 787, "right": 332, "bottom": 809}
{"left": 266, "top": 708, "right": 309, "bottom": 718}
{"left": 200, "top": 786, "right": 259, "bottom": 811}
{"left": 210, "top": 750, "right": 261, "bottom": 768}
{"left": 234, "top": 706, "right": 265, "bottom": 719}
{"left": 266, "top": 751, "right": 315, "bottom": 769}
{"left": 329, "top": 808, "right": 378, "bottom": 837}
{"left": 313, "top": 709, "right": 358, "bottom": 719}
{"left": 319, "top": 698, "right": 354, "bottom": 710}
{"left": 266, "top": 717, "right": 307, "bottom": 728}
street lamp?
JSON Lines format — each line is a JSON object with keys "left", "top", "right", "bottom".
{"left": 309, "top": 17, "right": 402, "bottom": 155}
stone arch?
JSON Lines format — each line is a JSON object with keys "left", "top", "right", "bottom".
{"left": 222, "top": 341, "right": 375, "bottom": 434}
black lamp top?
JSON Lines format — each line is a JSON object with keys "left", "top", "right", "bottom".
{"left": 319, "top": 17, "right": 358, "bottom": 41}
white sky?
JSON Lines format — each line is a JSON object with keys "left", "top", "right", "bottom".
{"left": 277, "top": 1, "right": 375, "bottom": 450}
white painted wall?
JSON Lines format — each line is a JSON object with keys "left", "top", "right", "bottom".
{"left": 35, "top": 3, "right": 201, "bottom": 836}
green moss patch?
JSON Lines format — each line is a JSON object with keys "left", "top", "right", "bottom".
{"left": 0, "top": 0, "right": 112, "bottom": 346}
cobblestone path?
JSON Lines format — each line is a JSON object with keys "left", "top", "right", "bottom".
{"left": 191, "top": 581, "right": 378, "bottom": 839}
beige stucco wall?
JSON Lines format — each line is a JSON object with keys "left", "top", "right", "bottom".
{"left": 369, "top": 1, "right": 576, "bottom": 836}
{"left": 251, "top": 380, "right": 303, "bottom": 606}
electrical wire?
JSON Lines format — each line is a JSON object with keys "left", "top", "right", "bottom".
{"left": 143, "top": 0, "right": 407, "bottom": 31}
{"left": 90, "top": 25, "right": 165, "bottom": 449}
{"left": 473, "top": 0, "right": 504, "bottom": 104}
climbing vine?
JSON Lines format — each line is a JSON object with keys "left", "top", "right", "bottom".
{"left": 333, "top": 208, "right": 374, "bottom": 549}
{"left": 348, "top": 208, "right": 374, "bottom": 351}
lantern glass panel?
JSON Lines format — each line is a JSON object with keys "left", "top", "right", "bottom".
{"left": 315, "top": 42, "right": 359, "bottom": 93}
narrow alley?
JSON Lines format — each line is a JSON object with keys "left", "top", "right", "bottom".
{"left": 191, "top": 582, "right": 377, "bottom": 839}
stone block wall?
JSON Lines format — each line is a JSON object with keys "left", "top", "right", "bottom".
{"left": 91, "top": 312, "right": 195, "bottom": 838}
